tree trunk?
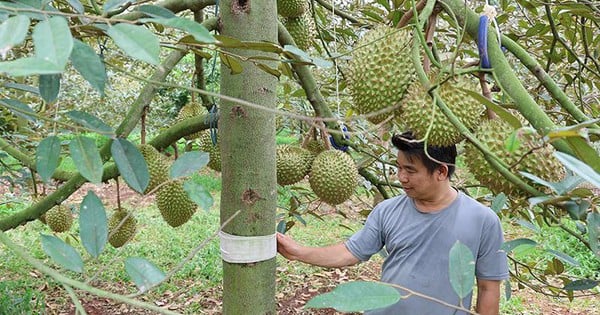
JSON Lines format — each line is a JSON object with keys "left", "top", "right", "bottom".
{"left": 218, "top": 0, "right": 278, "bottom": 314}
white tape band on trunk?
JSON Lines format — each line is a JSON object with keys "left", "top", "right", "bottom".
{"left": 219, "top": 231, "right": 277, "bottom": 263}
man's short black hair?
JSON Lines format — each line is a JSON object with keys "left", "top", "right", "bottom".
{"left": 391, "top": 131, "right": 457, "bottom": 178}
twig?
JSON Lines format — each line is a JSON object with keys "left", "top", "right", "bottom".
{"left": 63, "top": 284, "right": 88, "bottom": 315}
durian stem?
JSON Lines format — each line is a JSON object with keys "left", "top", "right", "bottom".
{"left": 409, "top": 27, "right": 543, "bottom": 197}
{"left": 358, "top": 168, "right": 392, "bottom": 200}
{"left": 314, "top": 0, "right": 361, "bottom": 25}
{"left": 397, "top": 0, "right": 427, "bottom": 28}
{"left": 0, "top": 231, "right": 181, "bottom": 315}
{"left": 409, "top": 0, "right": 441, "bottom": 70}
{"left": 63, "top": 284, "right": 88, "bottom": 315}
{"left": 440, "top": 0, "right": 600, "bottom": 173}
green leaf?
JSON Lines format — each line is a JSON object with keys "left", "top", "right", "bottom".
{"left": 170, "top": 151, "right": 209, "bottom": 178}
{"left": 501, "top": 238, "right": 537, "bottom": 252}
{"left": 144, "top": 17, "right": 215, "bottom": 43}
{"left": 0, "top": 57, "right": 64, "bottom": 76}
{"left": 125, "top": 257, "right": 166, "bottom": 293}
{"left": 183, "top": 180, "right": 213, "bottom": 212}
{"left": 459, "top": 88, "right": 522, "bottom": 129}
{"left": 554, "top": 152, "right": 600, "bottom": 188}
{"left": 563, "top": 279, "right": 599, "bottom": 291}
{"left": 136, "top": 5, "right": 176, "bottom": 18}
{"left": 69, "top": 136, "right": 103, "bottom": 184}
{"left": 41, "top": 234, "right": 84, "bottom": 273}
{"left": 0, "top": 98, "right": 36, "bottom": 120}
{"left": 66, "top": 0, "right": 84, "bottom": 13}
{"left": 107, "top": 23, "right": 160, "bottom": 65}
{"left": 516, "top": 219, "right": 540, "bottom": 233}
{"left": 103, "top": 0, "right": 130, "bottom": 12}
{"left": 71, "top": 39, "right": 107, "bottom": 96}
{"left": 36, "top": 136, "right": 61, "bottom": 183}
{"left": 33, "top": 16, "right": 72, "bottom": 67}
{"left": 0, "top": 15, "right": 30, "bottom": 54}
{"left": 448, "top": 241, "right": 475, "bottom": 299}
{"left": 39, "top": 74, "right": 61, "bottom": 103}
{"left": 504, "top": 130, "right": 521, "bottom": 153}
{"left": 66, "top": 110, "right": 113, "bottom": 134}
{"left": 219, "top": 52, "right": 243, "bottom": 74}
{"left": 305, "top": 281, "right": 400, "bottom": 312}
{"left": 545, "top": 249, "right": 580, "bottom": 267}
{"left": 490, "top": 192, "right": 507, "bottom": 213}
{"left": 79, "top": 191, "right": 108, "bottom": 258}
{"left": 111, "top": 138, "right": 149, "bottom": 194}
{"left": 588, "top": 212, "right": 600, "bottom": 259}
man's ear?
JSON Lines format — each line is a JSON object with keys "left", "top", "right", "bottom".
{"left": 437, "top": 164, "right": 449, "bottom": 180}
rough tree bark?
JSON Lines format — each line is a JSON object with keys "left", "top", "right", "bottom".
{"left": 218, "top": 0, "right": 278, "bottom": 313}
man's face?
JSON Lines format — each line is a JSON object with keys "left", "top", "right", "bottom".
{"left": 395, "top": 151, "right": 438, "bottom": 199}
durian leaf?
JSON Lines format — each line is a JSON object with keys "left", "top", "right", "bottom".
{"left": 36, "top": 135, "right": 61, "bottom": 183}
{"left": 305, "top": 281, "right": 400, "bottom": 312}
{"left": 501, "top": 238, "right": 537, "bottom": 252}
{"left": 33, "top": 17, "right": 72, "bottom": 68}
{"left": 519, "top": 171, "right": 555, "bottom": 190}
{"left": 79, "top": 191, "right": 108, "bottom": 258}
{"left": 107, "top": 23, "right": 160, "bottom": 65}
{"left": 125, "top": 257, "right": 165, "bottom": 293}
{"left": 545, "top": 118, "right": 600, "bottom": 141}
{"left": 490, "top": 192, "right": 507, "bottom": 213}
{"left": 0, "top": 98, "right": 36, "bottom": 121}
{"left": 69, "top": 136, "right": 103, "bottom": 184}
{"left": 563, "top": 279, "right": 599, "bottom": 291}
{"left": 111, "top": 139, "right": 150, "bottom": 194}
{"left": 170, "top": 151, "right": 209, "bottom": 178}
{"left": 183, "top": 179, "right": 213, "bottom": 212}
{"left": 41, "top": 234, "right": 84, "bottom": 273}
{"left": 554, "top": 151, "right": 600, "bottom": 188}
{"left": 39, "top": 74, "right": 61, "bottom": 104}
{"left": 504, "top": 130, "right": 522, "bottom": 153}
{"left": 71, "top": 39, "right": 107, "bottom": 96}
{"left": 516, "top": 219, "right": 540, "bottom": 233}
{"left": 504, "top": 280, "right": 512, "bottom": 301}
{"left": 562, "top": 200, "right": 589, "bottom": 221}
{"left": 219, "top": 52, "right": 243, "bottom": 74}
{"left": 459, "top": 88, "right": 521, "bottom": 129}
{"left": 0, "top": 15, "right": 30, "bottom": 52}
{"left": 66, "top": 0, "right": 84, "bottom": 13}
{"left": 103, "top": 0, "right": 130, "bottom": 12}
{"left": 545, "top": 249, "right": 580, "bottom": 266}
{"left": 141, "top": 17, "right": 215, "bottom": 43}
{"left": 135, "top": 4, "right": 176, "bottom": 18}
{"left": 0, "top": 57, "right": 64, "bottom": 76}
{"left": 448, "top": 241, "right": 475, "bottom": 299}
{"left": 588, "top": 212, "right": 600, "bottom": 259}
{"left": 66, "top": 110, "right": 113, "bottom": 134}
{"left": 257, "top": 63, "right": 281, "bottom": 78}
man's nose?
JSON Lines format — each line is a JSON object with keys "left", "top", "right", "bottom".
{"left": 398, "top": 171, "right": 408, "bottom": 183}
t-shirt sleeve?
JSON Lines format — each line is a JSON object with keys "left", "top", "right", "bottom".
{"left": 345, "top": 206, "right": 385, "bottom": 262}
{"left": 475, "top": 213, "right": 509, "bottom": 280}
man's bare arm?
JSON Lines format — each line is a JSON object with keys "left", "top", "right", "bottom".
{"left": 276, "top": 233, "right": 360, "bottom": 268}
{"left": 475, "top": 278, "right": 502, "bottom": 315}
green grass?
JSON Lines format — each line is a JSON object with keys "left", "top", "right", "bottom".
{"left": 0, "top": 280, "right": 46, "bottom": 315}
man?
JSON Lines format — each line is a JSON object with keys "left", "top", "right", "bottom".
{"left": 277, "top": 131, "right": 509, "bottom": 314}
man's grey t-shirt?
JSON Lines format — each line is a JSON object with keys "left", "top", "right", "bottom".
{"left": 345, "top": 191, "right": 509, "bottom": 314}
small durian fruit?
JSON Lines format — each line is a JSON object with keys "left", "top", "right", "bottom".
{"left": 346, "top": 26, "right": 415, "bottom": 124}
{"left": 138, "top": 144, "right": 170, "bottom": 194}
{"left": 464, "top": 119, "right": 565, "bottom": 198}
{"left": 400, "top": 74, "right": 483, "bottom": 147}
{"left": 304, "top": 138, "right": 326, "bottom": 156}
{"left": 45, "top": 205, "right": 73, "bottom": 233}
{"left": 309, "top": 150, "right": 359, "bottom": 205}
{"left": 176, "top": 102, "right": 209, "bottom": 140}
{"left": 156, "top": 181, "right": 197, "bottom": 227}
{"left": 108, "top": 209, "right": 137, "bottom": 248}
{"left": 282, "top": 12, "right": 315, "bottom": 51}
{"left": 277, "top": 0, "right": 307, "bottom": 18}
{"left": 277, "top": 145, "right": 313, "bottom": 186}
{"left": 198, "top": 131, "right": 221, "bottom": 172}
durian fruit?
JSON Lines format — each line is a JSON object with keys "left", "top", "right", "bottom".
{"left": 176, "top": 102, "right": 208, "bottom": 140}
{"left": 198, "top": 130, "right": 222, "bottom": 172}
{"left": 309, "top": 150, "right": 359, "bottom": 205}
{"left": 464, "top": 119, "right": 565, "bottom": 198}
{"left": 346, "top": 26, "right": 415, "bottom": 124}
{"left": 45, "top": 205, "right": 73, "bottom": 233}
{"left": 282, "top": 12, "right": 315, "bottom": 51}
{"left": 108, "top": 209, "right": 137, "bottom": 248}
{"left": 138, "top": 144, "right": 170, "bottom": 194}
{"left": 277, "top": 145, "right": 313, "bottom": 185}
{"left": 156, "top": 181, "right": 197, "bottom": 227}
{"left": 277, "top": 0, "right": 307, "bottom": 18}
{"left": 304, "top": 138, "right": 326, "bottom": 156}
{"left": 400, "top": 74, "right": 483, "bottom": 147}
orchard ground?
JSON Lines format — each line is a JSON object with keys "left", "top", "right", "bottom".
{"left": 1, "top": 181, "right": 598, "bottom": 315}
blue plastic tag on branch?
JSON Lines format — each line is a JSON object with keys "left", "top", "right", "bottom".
{"left": 329, "top": 124, "right": 350, "bottom": 152}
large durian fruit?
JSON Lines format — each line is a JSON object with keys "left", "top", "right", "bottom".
{"left": 346, "top": 26, "right": 415, "bottom": 124}
{"left": 156, "top": 181, "right": 197, "bottom": 227}
{"left": 277, "top": 145, "right": 313, "bottom": 186}
{"left": 175, "top": 102, "right": 208, "bottom": 140}
{"left": 282, "top": 11, "right": 315, "bottom": 51}
{"left": 309, "top": 150, "right": 359, "bottom": 205}
{"left": 108, "top": 209, "right": 137, "bottom": 248}
{"left": 400, "top": 74, "right": 483, "bottom": 147}
{"left": 464, "top": 119, "right": 565, "bottom": 198}
{"left": 45, "top": 205, "right": 73, "bottom": 233}
{"left": 138, "top": 144, "right": 170, "bottom": 194}
{"left": 198, "top": 130, "right": 221, "bottom": 172}
{"left": 277, "top": 0, "right": 307, "bottom": 18}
